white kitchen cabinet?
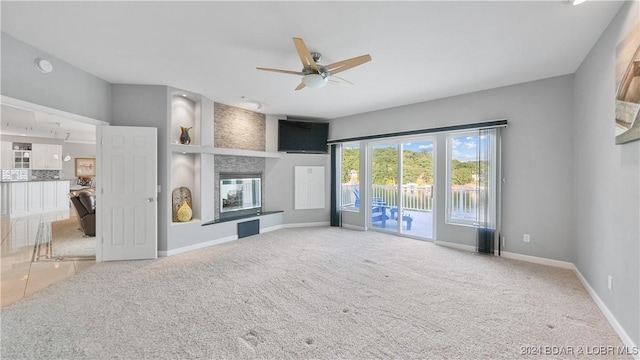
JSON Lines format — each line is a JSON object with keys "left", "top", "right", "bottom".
{"left": 10, "top": 182, "right": 28, "bottom": 217}
{"left": 31, "top": 144, "right": 62, "bottom": 170}
{"left": 28, "top": 182, "right": 43, "bottom": 213}
{"left": 5, "top": 181, "right": 71, "bottom": 217}
{"left": 42, "top": 181, "right": 57, "bottom": 211}
{"left": 1, "top": 141, "right": 13, "bottom": 169}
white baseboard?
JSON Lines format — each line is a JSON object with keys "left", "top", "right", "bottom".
{"left": 282, "top": 221, "right": 330, "bottom": 228}
{"left": 499, "top": 252, "right": 637, "bottom": 357}
{"left": 435, "top": 240, "right": 476, "bottom": 252}
{"left": 261, "top": 224, "right": 283, "bottom": 233}
{"left": 158, "top": 223, "right": 327, "bottom": 257}
{"left": 155, "top": 225, "right": 638, "bottom": 356}
{"left": 342, "top": 224, "right": 366, "bottom": 231}
{"left": 158, "top": 235, "right": 238, "bottom": 257}
{"left": 431, "top": 241, "right": 637, "bottom": 354}
{"left": 500, "top": 251, "right": 574, "bottom": 269}
{"left": 572, "top": 265, "right": 639, "bottom": 359}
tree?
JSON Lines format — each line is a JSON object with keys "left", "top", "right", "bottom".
{"left": 341, "top": 148, "right": 360, "bottom": 183}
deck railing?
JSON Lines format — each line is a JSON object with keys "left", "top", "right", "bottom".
{"left": 341, "top": 184, "right": 483, "bottom": 219}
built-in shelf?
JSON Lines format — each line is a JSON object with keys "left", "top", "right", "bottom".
{"left": 170, "top": 144, "right": 281, "bottom": 158}
{"left": 171, "top": 218, "right": 201, "bottom": 226}
{"left": 167, "top": 87, "right": 283, "bottom": 256}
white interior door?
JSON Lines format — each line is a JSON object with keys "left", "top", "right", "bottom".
{"left": 97, "top": 126, "right": 157, "bottom": 261}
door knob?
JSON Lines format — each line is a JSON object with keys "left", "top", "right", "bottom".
{"left": 147, "top": 197, "right": 154, "bottom": 203}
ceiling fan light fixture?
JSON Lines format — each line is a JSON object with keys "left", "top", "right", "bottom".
{"left": 302, "top": 74, "right": 328, "bottom": 89}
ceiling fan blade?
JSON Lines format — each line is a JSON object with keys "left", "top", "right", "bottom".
{"left": 256, "top": 67, "right": 304, "bottom": 75}
{"left": 295, "top": 82, "right": 306, "bottom": 91}
{"left": 293, "top": 37, "right": 319, "bottom": 72}
{"left": 326, "top": 54, "right": 372, "bottom": 75}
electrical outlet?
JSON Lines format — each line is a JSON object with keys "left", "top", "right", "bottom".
{"left": 608, "top": 275, "right": 613, "bottom": 291}
{"left": 523, "top": 234, "right": 530, "bottom": 243}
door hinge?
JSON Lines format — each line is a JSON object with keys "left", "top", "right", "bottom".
{"left": 101, "top": 138, "right": 104, "bottom": 145}
{"left": 101, "top": 237, "right": 104, "bottom": 244}
{"left": 101, "top": 188, "right": 104, "bottom": 194}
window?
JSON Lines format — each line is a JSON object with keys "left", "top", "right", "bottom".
{"left": 446, "top": 130, "right": 497, "bottom": 226}
{"left": 340, "top": 143, "right": 360, "bottom": 211}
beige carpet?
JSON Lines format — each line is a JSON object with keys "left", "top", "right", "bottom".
{"left": 50, "top": 218, "right": 95, "bottom": 258}
{"left": 1, "top": 227, "right": 627, "bottom": 359}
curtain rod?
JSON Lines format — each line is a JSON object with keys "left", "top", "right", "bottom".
{"left": 327, "top": 119, "right": 508, "bottom": 144}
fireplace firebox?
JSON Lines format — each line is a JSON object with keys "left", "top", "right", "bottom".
{"left": 219, "top": 173, "right": 262, "bottom": 220}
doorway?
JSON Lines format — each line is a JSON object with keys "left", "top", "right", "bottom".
{"left": 368, "top": 137, "right": 435, "bottom": 240}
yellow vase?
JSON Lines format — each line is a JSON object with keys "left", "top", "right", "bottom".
{"left": 177, "top": 200, "right": 193, "bottom": 222}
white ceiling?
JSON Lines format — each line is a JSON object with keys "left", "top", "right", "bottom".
{"left": 0, "top": 1, "right": 625, "bottom": 122}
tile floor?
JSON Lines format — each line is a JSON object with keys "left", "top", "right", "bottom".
{"left": 1, "top": 209, "right": 95, "bottom": 307}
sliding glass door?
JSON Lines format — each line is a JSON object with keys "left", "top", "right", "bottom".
{"left": 401, "top": 139, "right": 434, "bottom": 239}
{"left": 370, "top": 143, "right": 398, "bottom": 234}
{"left": 369, "top": 138, "right": 434, "bottom": 240}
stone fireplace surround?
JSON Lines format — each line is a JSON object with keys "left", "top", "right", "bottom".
{"left": 212, "top": 103, "right": 267, "bottom": 221}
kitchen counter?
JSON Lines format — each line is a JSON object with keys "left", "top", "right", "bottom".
{"left": 0, "top": 178, "right": 75, "bottom": 183}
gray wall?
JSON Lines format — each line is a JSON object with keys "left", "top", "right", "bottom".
{"left": 1, "top": 32, "right": 111, "bottom": 123}
{"left": 331, "top": 75, "right": 575, "bottom": 260}
{"left": 573, "top": 1, "right": 640, "bottom": 346}
{"left": 263, "top": 114, "right": 331, "bottom": 225}
{"left": 111, "top": 84, "right": 170, "bottom": 251}
{"left": 264, "top": 153, "right": 331, "bottom": 225}
{"left": 61, "top": 142, "right": 97, "bottom": 180}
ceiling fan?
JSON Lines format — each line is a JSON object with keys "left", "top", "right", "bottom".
{"left": 257, "top": 37, "right": 372, "bottom": 90}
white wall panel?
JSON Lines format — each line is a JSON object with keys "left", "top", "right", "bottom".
{"left": 294, "top": 166, "right": 325, "bottom": 210}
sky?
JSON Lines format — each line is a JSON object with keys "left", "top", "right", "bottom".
{"left": 359, "top": 134, "right": 491, "bottom": 162}
{"left": 402, "top": 141, "right": 433, "bottom": 154}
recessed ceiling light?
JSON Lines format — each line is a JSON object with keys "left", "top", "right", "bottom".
{"left": 35, "top": 58, "right": 53, "bottom": 73}
{"left": 570, "top": 0, "right": 586, "bottom": 5}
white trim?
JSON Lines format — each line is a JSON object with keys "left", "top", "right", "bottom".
{"left": 500, "top": 251, "right": 574, "bottom": 269}
{"left": 158, "top": 235, "right": 238, "bottom": 257}
{"left": 499, "top": 251, "right": 637, "bottom": 357}
{"left": 1, "top": 95, "right": 107, "bottom": 126}
{"left": 159, "top": 222, "right": 330, "bottom": 257}
{"left": 261, "top": 224, "right": 284, "bottom": 233}
{"left": 572, "top": 265, "right": 639, "bottom": 359}
{"left": 282, "top": 221, "right": 330, "bottom": 228}
{"left": 435, "top": 240, "right": 476, "bottom": 252}
{"left": 342, "top": 224, "right": 366, "bottom": 231}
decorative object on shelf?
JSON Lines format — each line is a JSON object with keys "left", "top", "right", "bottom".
{"left": 177, "top": 200, "right": 193, "bottom": 222}
{"left": 172, "top": 186, "right": 193, "bottom": 222}
{"left": 179, "top": 126, "right": 193, "bottom": 145}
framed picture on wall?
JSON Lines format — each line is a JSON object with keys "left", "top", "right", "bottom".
{"left": 615, "top": 21, "right": 640, "bottom": 145}
{"left": 75, "top": 157, "right": 96, "bottom": 177}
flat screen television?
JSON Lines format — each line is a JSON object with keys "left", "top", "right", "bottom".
{"left": 278, "top": 119, "right": 329, "bottom": 154}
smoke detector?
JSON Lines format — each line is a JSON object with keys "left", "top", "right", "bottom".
{"left": 35, "top": 58, "right": 53, "bottom": 73}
